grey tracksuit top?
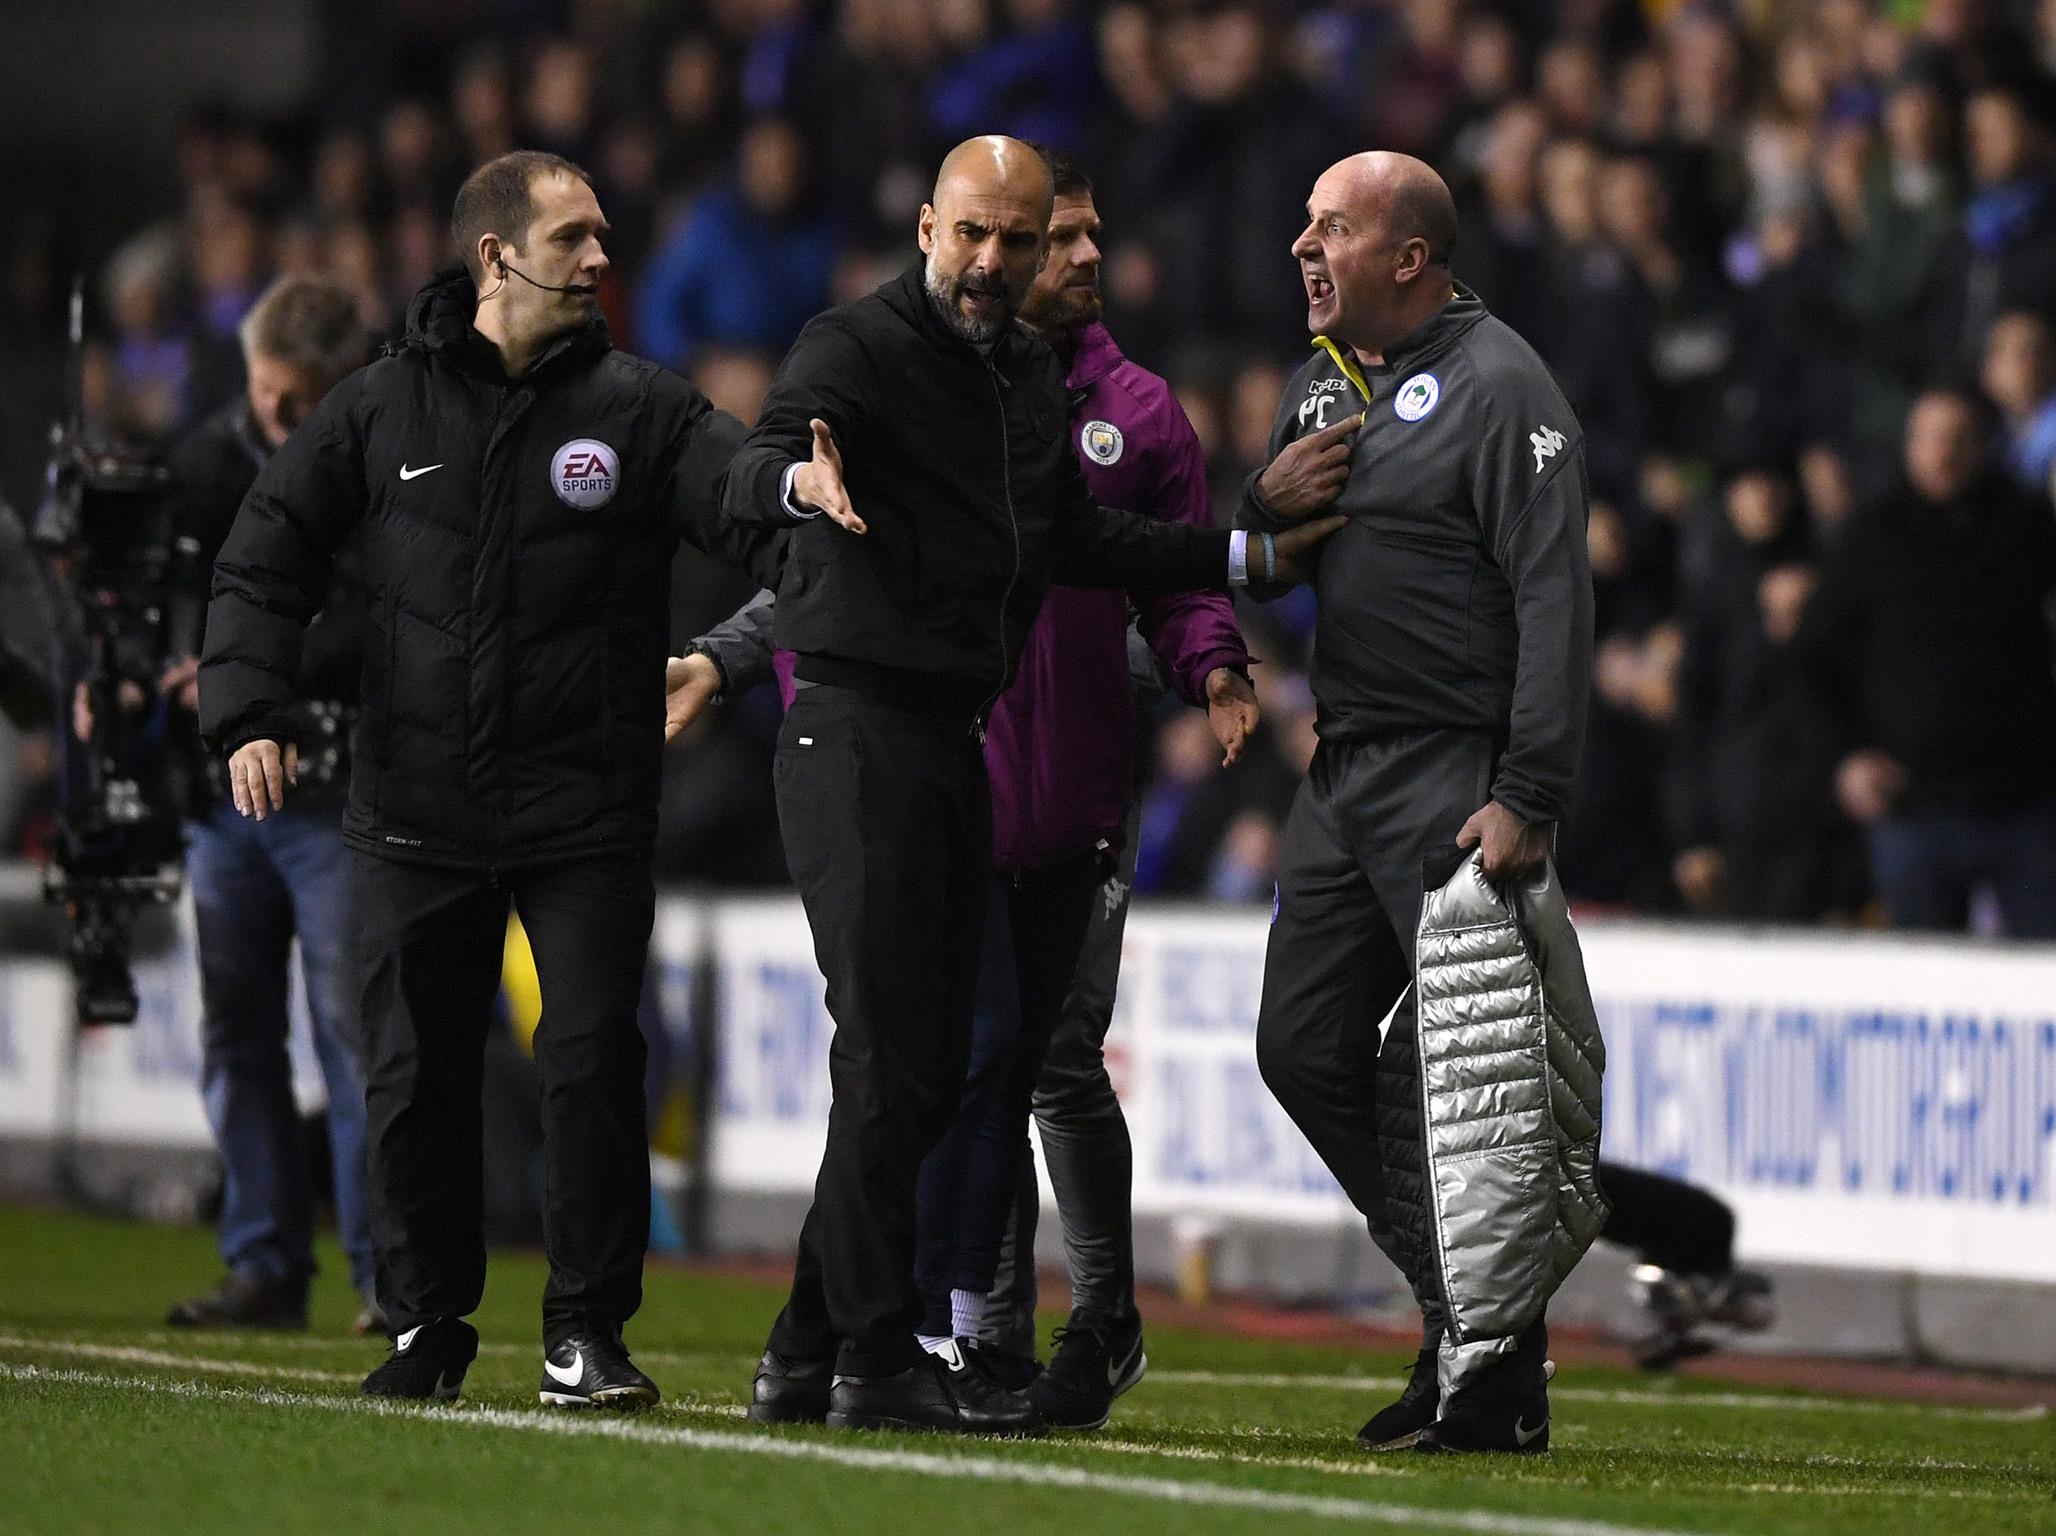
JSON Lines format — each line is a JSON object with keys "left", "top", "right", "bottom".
{"left": 1238, "top": 287, "right": 1594, "bottom": 828}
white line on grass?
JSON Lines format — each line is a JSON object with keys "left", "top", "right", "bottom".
{"left": 0, "top": 1363, "right": 1709, "bottom": 1536}
{"left": 1149, "top": 1371, "right": 2050, "bottom": 1422}
{"left": 0, "top": 1335, "right": 358, "bottom": 1384}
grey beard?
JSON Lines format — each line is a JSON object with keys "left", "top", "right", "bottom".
{"left": 924, "top": 252, "right": 1008, "bottom": 345}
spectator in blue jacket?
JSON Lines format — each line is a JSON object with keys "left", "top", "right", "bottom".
{"left": 635, "top": 115, "right": 837, "bottom": 369}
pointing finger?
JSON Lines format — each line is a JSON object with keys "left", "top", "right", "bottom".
{"left": 1307, "top": 412, "right": 1365, "bottom": 447}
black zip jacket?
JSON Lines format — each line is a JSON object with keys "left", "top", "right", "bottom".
{"left": 200, "top": 267, "right": 784, "bottom": 869}
{"left": 721, "top": 262, "right": 1231, "bottom": 716}
{"left": 169, "top": 402, "right": 369, "bottom": 810}
{"left": 1798, "top": 471, "right": 2056, "bottom": 813}
{"left": 1236, "top": 288, "right": 1593, "bottom": 828}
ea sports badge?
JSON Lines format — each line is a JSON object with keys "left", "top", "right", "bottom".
{"left": 552, "top": 438, "right": 618, "bottom": 509}
{"left": 1081, "top": 419, "right": 1125, "bottom": 466}
{"left": 1394, "top": 372, "right": 1440, "bottom": 423}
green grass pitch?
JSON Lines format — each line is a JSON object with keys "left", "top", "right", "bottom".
{"left": 2, "top": 1203, "right": 2049, "bottom": 1535}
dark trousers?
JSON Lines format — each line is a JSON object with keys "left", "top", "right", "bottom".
{"left": 353, "top": 846, "right": 656, "bottom": 1342}
{"left": 766, "top": 689, "right": 992, "bottom": 1377}
{"left": 186, "top": 796, "right": 373, "bottom": 1296}
{"left": 1254, "top": 729, "right": 1498, "bottom": 1341}
{"left": 1597, "top": 1162, "right": 1736, "bottom": 1276}
{"left": 912, "top": 854, "right": 1099, "bottom": 1338}
{"left": 1866, "top": 798, "right": 2056, "bottom": 936}
{"left": 987, "top": 818, "right": 1144, "bottom": 1354}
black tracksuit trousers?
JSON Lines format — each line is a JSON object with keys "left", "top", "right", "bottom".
{"left": 766, "top": 686, "right": 993, "bottom": 1377}
{"left": 1254, "top": 728, "right": 1501, "bottom": 1345}
{"left": 353, "top": 846, "right": 656, "bottom": 1343}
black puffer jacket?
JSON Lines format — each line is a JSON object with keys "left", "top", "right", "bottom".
{"left": 723, "top": 262, "right": 1231, "bottom": 717}
{"left": 201, "top": 267, "right": 783, "bottom": 868}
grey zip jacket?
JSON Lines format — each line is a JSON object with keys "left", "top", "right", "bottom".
{"left": 1402, "top": 850, "right": 1608, "bottom": 1347}
{"left": 1238, "top": 287, "right": 1592, "bottom": 828}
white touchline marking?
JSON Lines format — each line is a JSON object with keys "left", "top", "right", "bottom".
{"left": 21, "top": 1334, "right": 2047, "bottom": 1424}
{"left": 0, "top": 1336, "right": 358, "bottom": 1384}
{"left": 1147, "top": 1371, "right": 2050, "bottom": 1422}
{"left": 0, "top": 1363, "right": 1714, "bottom": 1536}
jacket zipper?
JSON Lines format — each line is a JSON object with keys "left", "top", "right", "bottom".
{"left": 982, "top": 360, "right": 1022, "bottom": 731}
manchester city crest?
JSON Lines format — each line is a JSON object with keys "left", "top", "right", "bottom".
{"left": 1081, "top": 419, "right": 1125, "bottom": 465}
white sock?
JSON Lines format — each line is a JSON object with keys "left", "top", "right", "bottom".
{"left": 950, "top": 1289, "right": 984, "bottom": 1341}
{"left": 917, "top": 1333, "right": 954, "bottom": 1355}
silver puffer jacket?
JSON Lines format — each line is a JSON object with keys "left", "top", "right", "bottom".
{"left": 1413, "top": 852, "right": 1608, "bottom": 1346}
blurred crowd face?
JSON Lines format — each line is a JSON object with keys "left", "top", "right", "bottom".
{"left": 1020, "top": 193, "right": 1103, "bottom": 334}
{"left": 244, "top": 350, "right": 337, "bottom": 450}
{"left": 1480, "top": 102, "right": 1548, "bottom": 216}
{"left": 1904, "top": 393, "right": 1987, "bottom": 503}
{"left": 1724, "top": 471, "right": 1790, "bottom": 545}
{"left": 1982, "top": 312, "right": 2055, "bottom": 417}
{"left": 527, "top": 41, "right": 596, "bottom": 148}
{"left": 480, "top": 170, "right": 609, "bottom": 339}
{"left": 917, "top": 147, "right": 1052, "bottom": 344}
{"left": 739, "top": 120, "right": 807, "bottom": 219}
{"left": 1596, "top": 156, "right": 1667, "bottom": 254}
{"left": 1967, "top": 90, "right": 2037, "bottom": 187}
{"left": 1884, "top": 80, "right": 1951, "bottom": 168}
{"left": 1539, "top": 139, "right": 1602, "bottom": 245}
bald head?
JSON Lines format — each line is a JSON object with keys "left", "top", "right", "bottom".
{"left": 920, "top": 136, "right": 1057, "bottom": 344}
{"left": 1323, "top": 152, "right": 1457, "bottom": 265}
{"left": 1293, "top": 151, "right": 1458, "bottom": 357}
{"left": 933, "top": 135, "right": 1055, "bottom": 219}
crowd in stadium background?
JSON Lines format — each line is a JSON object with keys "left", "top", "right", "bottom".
{"left": 4, "top": 0, "right": 2055, "bottom": 931}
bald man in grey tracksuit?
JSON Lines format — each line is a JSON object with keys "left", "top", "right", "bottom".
{"left": 1239, "top": 152, "right": 1592, "bottom": 1455}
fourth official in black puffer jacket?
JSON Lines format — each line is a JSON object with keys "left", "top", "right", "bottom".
{"left": 200, "top": 231, "right": 785, "bottom": 1406}
{"left": 201, "top": 265, "right": 782, "bottom": 869}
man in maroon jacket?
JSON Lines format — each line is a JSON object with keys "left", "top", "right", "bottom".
{"left": 671, "top": 148, "right": 1257, "bottom": 1431}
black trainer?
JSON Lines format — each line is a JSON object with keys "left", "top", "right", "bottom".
{"left": 1414, "top": 1324, "right": 1550, "bottom": 1456}
{"left": 1356, "top": 1345, "right": 1440, "bottom": 1450}
{"left": 361, "top": 1317, "right": 479, "bottom": 1401}
{"left": 827, "top": 1343, "right": 1046, "bottom": 1436}
{"left": 963, "top": 1338, "right": 1040, "bottom": 1393}
{"left": 165, "top": 1272, "right": 309, "bottom": 1331}
{"left": 1027, "top": 1316, "right": 1145, "bottom": 1431}
{"left": 748, "top": 1350, "right": 834, "bottom": 1424}
{"left": 539, "top": 1325, "right": 660, "bottom": 1410}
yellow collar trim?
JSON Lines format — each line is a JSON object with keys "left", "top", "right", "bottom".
{"left": 1312, "top": 335, "right": 1372, "bottom": 402}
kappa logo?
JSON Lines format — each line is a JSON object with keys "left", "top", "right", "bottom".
{"left": 551, "top": 438, "right": 618, "bottom": 509}
{"left": 1529, "top": 424, "right": 1566, "bottom": 473}
{"left": 1081, "top": 419, "right": 1125, "bottom": 466}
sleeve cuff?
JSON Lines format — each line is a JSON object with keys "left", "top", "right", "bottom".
{"left": 779, "top": 461, "right": 822, "bottom": 520}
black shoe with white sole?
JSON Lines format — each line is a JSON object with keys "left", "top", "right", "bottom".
{"left": 748, "top": 1350, "right": 834, "bottom": 1424}
{"left": 361, "top": 1317, "right": 479, "bottom": 1401}
{"left": 1027, "top": 1316, "right": 1146, "bottom": 1431}
{"left": 827, "top": 1343, "right": 1045, "bottom": 1436}
{"left": 1356, "top": 1344, "right": 1440, "bottom": 1450}
{"left": 539, "top": 1326, "right": 660, "bottom": 1410}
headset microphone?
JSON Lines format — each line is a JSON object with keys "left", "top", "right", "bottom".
{"left": 495, "top": 257, "right": 598, "bottom": 296}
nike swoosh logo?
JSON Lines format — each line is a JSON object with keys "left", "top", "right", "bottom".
{"left": 1513, "top": 1416, "right": 1546, "bottom": 1447}
{"left": 544, "top": 1350, "right": 585, "bottom": 1387}
{"left": 1107, "top": 1337, "right": 1145, "bottom": 1389}
{"left": 399, "top": 462, "right": 444, "bottom": 481}
{"left": 395, "top": 1325, "right": 423, "bottom": 1352}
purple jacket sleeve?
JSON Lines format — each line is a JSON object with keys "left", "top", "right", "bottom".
{"left": 1133, "top": 393, "right": 1253, "bottom": 707}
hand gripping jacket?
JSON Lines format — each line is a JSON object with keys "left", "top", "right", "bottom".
{"left": 1412, "top": 851, "right": 1609, "bottom": 1346}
